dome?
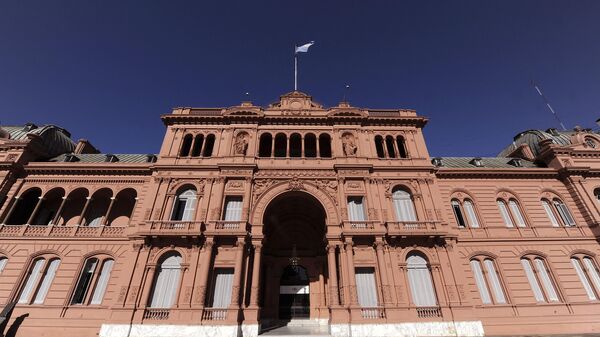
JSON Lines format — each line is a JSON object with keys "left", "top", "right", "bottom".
{"left": 0, "top": 126, "right": 10, "bottom": 139}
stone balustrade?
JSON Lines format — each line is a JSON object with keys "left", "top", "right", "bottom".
{"left": 0, "top": 224, "right": 126, "bottom": 238}
{"left": 386, "top": 221, "right": 446, "bottom": 237}
{"left": 138, "top": 220, "right": 203, "bottom": 237}
{"left": 201, "top": 308, "right": 229, "bottom": 321}
{"left": 204, "top": 221, "right": 248, "bottom": 236}
{"left": 143, "top": 308, "right": 170, "bottom": 320}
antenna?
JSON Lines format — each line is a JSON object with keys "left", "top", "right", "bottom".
{"left": 531, "top": 80, "right": 567, "bottom": 131}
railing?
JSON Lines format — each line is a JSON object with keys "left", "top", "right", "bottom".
{"left": 205, "top": 221, "right": 248, "bottom": 234}
{"left": 416, "top": 306, "right": 442, "bottom": 318}
{"left": 341, "top": 221, "right": 383, "bottom": 234}
{"left": 139, "top": 221, "right": 203, "bottom": 236}
{"left": 386, "top": 221, "right": 445, "bottom": 236}
{"left": 0, "top": 224, "right": 126, "bottom": 238}
{"left": 360, "top": 307, "right": 386, "bottom": 319}
{"left": 201, "top": 308, "right": 228, "bottom": 321}
{"left": 143, "top": 308, "right": 170, "bottom": 320}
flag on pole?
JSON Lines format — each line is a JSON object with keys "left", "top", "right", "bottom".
{"left": 295, "top": 41, "right": 315, "bottom": 54}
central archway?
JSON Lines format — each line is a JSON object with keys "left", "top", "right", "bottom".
{"left": 260, "top": 191, "right": 328, "bottom": 324}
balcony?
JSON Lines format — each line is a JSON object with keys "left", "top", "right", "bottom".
{"left": 143, "top": 308, "right": 170, "bottom": 320}
{"left": 341, "top": 221, "right": 386, "bottom": 235}
{"left": 137, "top": 220, "right": 203, "bottom": 237}
{"left": 0, "top": 224, "right": 127, "bottom": 238}
{"left": 204, "top": 220, "right": 248, "bottom": 236}
{"left": 201, "top": 308, "right": 229, "bottom": 321}
{"left": 360, "top": 307, "right": 386, "bottom": 319}
{"left": 416, "top": 306, "right": 442, "bottom": 318}
{"left": 385, "top": 221, "right": 447, "bottom": 238}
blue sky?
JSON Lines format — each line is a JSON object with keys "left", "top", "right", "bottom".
{"left": 1, "top": 1, "right": 599, "bottom": 156}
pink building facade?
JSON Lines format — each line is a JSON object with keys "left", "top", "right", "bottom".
{"left": 0, "top": 91, "right": 600, "bottom": 336}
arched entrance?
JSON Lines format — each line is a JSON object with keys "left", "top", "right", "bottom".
{"left": 260, "top": 191, "right": 328, "bottom": 324}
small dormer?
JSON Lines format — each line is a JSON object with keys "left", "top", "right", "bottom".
{"left": 508, "top": 158, "right": 523, "bottom": 167}
{"left": 63, "top": 154, "right": 79, "bottom": 162}
{"left": 105, "top": 154, "right": 119, "bottom": 163}
{"left": 470, "top": 157, "right": 483, "bottom": 167}
{"left": 431, "top": 157, "right": 444, "bottom": 167}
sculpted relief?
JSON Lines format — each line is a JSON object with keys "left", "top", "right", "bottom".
{"left": 233, "top": 132, "right": 249, "bottom": 156}
{"left": 342, "top": 132, "right": 358, "bottom": 156}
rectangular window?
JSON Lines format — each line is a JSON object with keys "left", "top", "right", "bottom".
{"left": 497, "top": 201, "right": 514, "bottom": 228}
{"left": 470, "top": 260, "right": 492, "bottom": 304}
{"left": 18, "top": 259, "right": 45, "bottom": 304}
{"left": 484, "top": 259, "right": 506, "bottom": 304}
{"left": 572, "top": 258, "right": 596, "bottom": 300}
{"left": 223, "top": 197, "right": 243, "bottom": 221}
{"left": 91, "top": 259, "right": 114, "bottom": 305}
{"left": 451, "top": 200, "right": 466, "bottom": 228}
{"left": 521, "top": 259, "right": 545, "bottom": 302}
{"left": 508, "top": 200, "right": 526, "bottom": 227}
{"left": 33, "top": 259, "right": 60, "bottom": 304}
{"left": 347, "top": 196, "right": 367, "bottom": 221}
{"left": 463, "top": 200, "right": 480, "bottom": 228}
{"left": 542, "top": 200, "right": 560, "bottom": 227}
{"left": 534, "top": 259, "right": 559, "bottom": 302}
{"left": 210, "top": 268, "right": 234, "bottom": 308}
{"left": 355, "top": 267, "right": 378, "bottom": 307}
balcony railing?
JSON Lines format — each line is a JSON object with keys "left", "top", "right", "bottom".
{"left": 204, "top": 221, "right": 248, "bottom": 235}
{"left": 360, "top": 307, "right": 386, "bottom": 319}
{"left": 143, "top": 308, "right": 170, "bottom": 320}
{"left": 0, "top": 224, "right": 126, "bottom": 238}
{"left": 386, "top": 221, "right": 446, "bottom": 237}
{"left": 138, "top": 221, "right": 203, "bottom": 236}
{"left": 416, "top": 306, "right": 442, "bottom": 318}
{"left": 341, "top": 221, "right": 385, "bottom": 235}
{"left": 201, "top": 308, "right": 228, "bottom": 321}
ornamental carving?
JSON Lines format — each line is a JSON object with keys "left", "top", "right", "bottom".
{"left": 226, "top": 180, "right": 244, "bottom": 191}
{"left": 288, "top": 177, "right": 305, "bottom": 191}
{"left": 253, "top": 179, "right": 275, "bottom": 198}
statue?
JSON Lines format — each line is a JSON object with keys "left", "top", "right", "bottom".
{"left": 234, "top": 133, "right": 248, "bottom": 155}
{"left": 342, "top": 134, "right": 358, "bottom": 156}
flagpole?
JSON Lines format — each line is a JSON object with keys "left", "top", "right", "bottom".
{"left": 294, "top": 51, "right": 298, "bottom": 91}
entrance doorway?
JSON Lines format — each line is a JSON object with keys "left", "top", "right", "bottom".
{"left": 261, "top": 191, "right": 328, "bottom": 323}
{"left": 279, "top": 265, "right": 310, "bottom": 319}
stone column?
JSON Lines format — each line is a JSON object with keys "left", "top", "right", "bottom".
{"left": 344, "top": 240, "right": 357, "bottom": 305}
{"left": 230, "top": 239, "right": 245, "bottom": 307}
{"left": 26, "top": 196, "right": 44, "bottom": 225}
{"left": 78, "top": 197, "right": 92, "bottom": 225}
{"left": 163, "top": 195, "right": 175, "bottom": 220}
{"left": 196, "top": 239, "right": 214, "bottom": 307}
{"left": 100, "top": 197, "right": 117, "bottom": 226}
{"left": 301, "top": 135, "right": 305, "bottom": 157}
{"left": 249, "top": 243, "right": 262, "bottom": 307}
{"left": 375, "top": 239, "right": 391, "bottom": 305}
{"left": 327, "top": 244, "right": 340, "bottom": 306}
{"left": 51, "top": 197, "right": 68, "bottom": 225}
{"left": 140, "top": 266, "right": 157, "bottom": 307}
{"left": 1, "top": 196, "right": 20, "bottom": 224}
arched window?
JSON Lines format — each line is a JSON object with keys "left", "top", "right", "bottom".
{"left": 274, "top": 133, "right": 287, "bottom": 157}
{"left": 521, "top": 256, "right": 559, "bottom": 303}
{"left": 385, "top": 136, "right": 396, "bottom": 158}
{"left": 594, "top": 188, "right": 600, "bottom": 203}
{"left": 396, "top": 136, "right": 408, "bottom": 158}
{"left": 61, "top": 188, "right": 89, "bottom": 226}
{"left": 180, "top": 134, "right": 193, "bottom": 157}
{"left": 4, "top": 188, "right": 42, "bottom": 225}
{"left": 497, "top": 200, "right": 513, "bottom": 227}
{"left": 374, "top": 135, "right": 385, "bottom": 158}
{"left": 258, "top": 133, "right": 272, "bottom": 157}
{"left": 406, "top": 253, "right": 437, "bottom": 307}
{"left": 451, "top": 198, "right": 480, "bottom": 228}
{"left": 149, "top": 253, "right": 182, "bottom": 308}
{"left": 85, "top": 188, "right": 113, "bottom": 227}
{"left": 318, "top": 134, "right": 332, "bottom": 158}
{"left": 18, "top": 257, "right": 61, "bottom": 304}
{"left": 202, "top": 134, "right": 215, "bottom": 157}
{"left": 571, "top": 255, "right": 600, "bottom": 301}
{"left": 508, "top": 199, "right": 527, "bottom": 227}
{"left": 107, "top": 188, "right": 137, "bottom": 226}
{"left": 191, "top": 134, "right": 204, "bottom": 157}
{"left": 289, "top": 133, "right": 302, "bottom": 157}
{"left": 32, "top": 188, "right": 65, "bottom": 225}
{"left": 392, "top": 188, "right": 417, "bottom": 221}
{"left": 71, "top": 257, "right": 114, "bottom": 305}
{"left": 541, "top": 198, "right": 575, "bottom": 227}
{"left": 0, "top": 257, "right": 8, "bottom": 274}
{"left": 470, "top": 257, "right": 506, "bottom": 304}
{"left": 171, "top": 188, "right": 197, "bottom": 221}
{"left": 304, "top": 133, "right": 317, "bottom": 158}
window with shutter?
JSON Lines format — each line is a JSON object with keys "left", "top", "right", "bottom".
{"left": 407, "top": 254, "right": 437, "bottom": 307}
{"left": 451, "top": 199, "right": 466, "bottom": 228}
{"left": 347, "top": 196, "right": 367, "bottom": 221}
{"left": 355, "top": 267, "right": 378, "bottom": 307}
{"left": 149, "top": 253, "right": 182, "bottom": 308}
{"left": 33, "top": 258, "right": 60, "bottom": 304}
{"left": 470, "top": 260, "right": 491, "bottom": 304}
{"left": 508, "top": 200, "right": 526, "bottom": 227}
{"left": 223, "top": 196, "right": 243, "bottom": 221}
{"left": 541, "top": 199, "right": 560, "bottom": 227}
{"left": 497, "top": 200, "right": 514, "bottom": 228}
{"left": 572, "top": 258, "right": 597, "bottom": 300}
{"left": 210, "top": 268, "right": 234, "bottom": 308}
{"left": 91, "top": 259, "right": 114, "bottom": 305}
{"left": 392, "top": 189, "right": 417, "bottom": 221}
{"left": 463, "top": 200, "right": 480, "bottom": 228}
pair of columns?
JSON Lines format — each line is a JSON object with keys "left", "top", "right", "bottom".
{"left": 326, "top": 238, "right": 392, "bottom": 307}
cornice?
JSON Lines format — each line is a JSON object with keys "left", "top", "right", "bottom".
{"left": 24, "top": 163, "right": 152, "bottom": 176}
